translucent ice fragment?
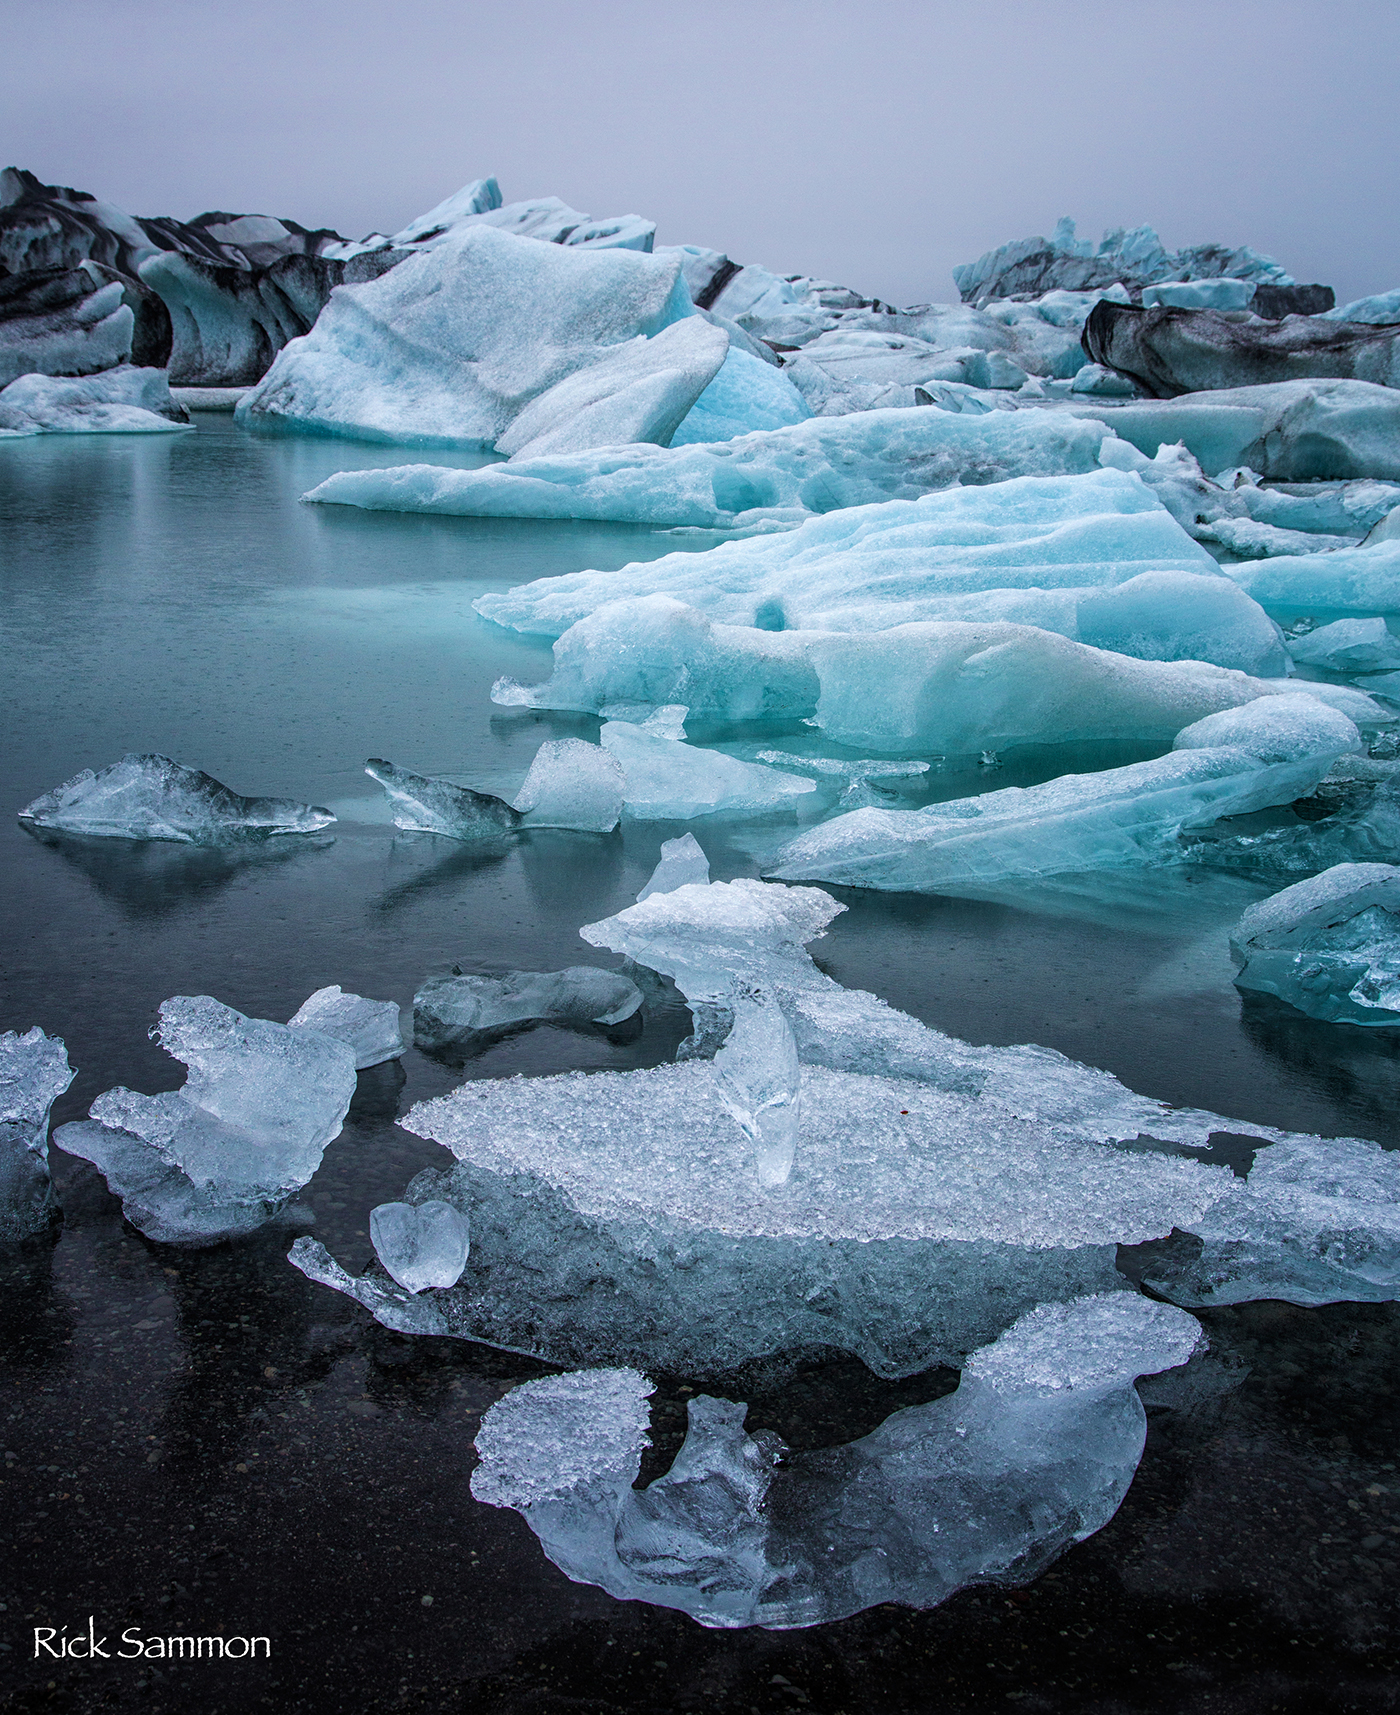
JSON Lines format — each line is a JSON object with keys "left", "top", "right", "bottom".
{"left": 1287, "top": 617, "right": 1400, "bottom": 675}
{"left": 18, "top": 754, "right": 335, "bottom": 844}
{"left": 288, "top": 985, "right": 405, "bottom": 1067}
{"left": 713, "top": 993, "right": 801, "bottom": 1187}
{"left": 364, "top": 758, "right": 519, "bottom": 840}
{"left": 512, "top": 738, "right": 624, "bottom": 832}
{"left": 637, "top": 834, "right": 710, "bottom": 900}
{"left": 0, "top": 1027, "right": 75, "bottom": 1241}
{"left": 370, "top": 1199, "right": 469, "bottom": 1292}
{"left": 600, "top": 719, "right": 815, "bottom": 820}
{"left": 413, "top": 967, "right": 642, "bottom": 1058}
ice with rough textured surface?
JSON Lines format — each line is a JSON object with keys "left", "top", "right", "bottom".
{"left": 414, "top": 966, "right": 642, "bottom": 1058}
{"left": 600, "top": 714, "right": 816, "bottom": 819}
{"left": 55, "top": 996, "right": 357, "bottom": 1246}
{"left": 511, "top": 738, "right": 624, "bottom": 832}
{"left": 1288, "top": 618, "right": 1400, "bottom": 674}
{"left": 364, "top": 757, "right": 519, "bottom": 841}
{"left": 0, "top": 269, "right": 134, "bottom": 388}
{"left": 637, "top": 833, "right": 710, "bottom": 900}
{"left": 0, "top": 366, "right": 189, "bottom": 436}
{"left": 237, "top": 225, "right": 694, "bottom": 447}
{"left": 370, "top": 1199, "right": 469, "bottom": 1293}
{"left": 469, "top": 1293, "right": 1203, "bottom": 1627}
{"left": 288, "top": 985, "right": 404, "bottom": 1068}
{"left": 0, "top": 1028, "right": 75, "bottom": 1241}
{"left": 1222, "top": 538, "right": 1400, "bottom": 614}
{"left": 768, "top": 695, "right": 1365, "bottom": 891}
{"left": 18, "top": 754, "right": 335, "bottom": 843}
{"left": 1324, "top": 289, "right": 1400, "bottom": 326}
{"left": 1229, "top": 862, "right": 1400, "bottom": 1025}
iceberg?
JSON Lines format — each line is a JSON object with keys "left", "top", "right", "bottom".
{"left": 0, "top": 1028, "right": 75, "bottom": 1242}
{"left": 469, "top": 1294, "right": 1203, "bottom": 1628}
{"left": 1229, "top": 861, "right": 1400, "bottom": 1024}
{"left": 55, "top": 996, "right": 357, "bottom": 1246}
{"left": 287, "top": 985, "right": 404, "bottom": 1068}
{"left": 636, "top": 833, "right": 710, "bottom": 899}
{"left": 370, "top": 1199, "right": 469, "bottom": 1293}
{"left": 17, "top": 754, "right": 335, "bottom": 843}
{"left": 305, "top": 406, "right": 1120, "bottom": 531}
{"left": 413, "top": 966, "right": 642, "bottom": 1059}
{"left": 1140, "top": 279, "right": 1258, "bottom": 311}
{"left": 1323, "top": 289, "right": 1400, "bottom": 326}
{"left": 364, "top": 757, "right": 520, "bottom": 841}
{"left": 1287, "top": 617, "right": 1400, "bottom": 673}
{"left": 0, "top": 263, "right": 136, "bottom": 387}
{"left": 0, "top": 365, "right": 189, "bottom": 436}
{"left": 600, "top": 711, "right": 816, "bottom": 819}
{"left": 371, "top": 179, "right": 655, "bottom": 256}
{"left": 236, "top": 225, "right": 696, "bottom": 448}
{"left": 767, "top": 695, "right": 1367, "bottom": 890}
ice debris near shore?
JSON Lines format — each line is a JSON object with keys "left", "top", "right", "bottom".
{"left": 370, "top": 1199, "right": 469, "bottom": 1293}
{"left": 469, "top": 1294, "right": 1202, "bottom": 1628}
{"left": 0, "top": 1028, "right": 75, "bottom": 1242}
{"left": 1228, "top": 862, "right": 1400, "bottom": 1025}
{"left": 413, "top": 967, "right": 642, "bottom": 1059}
{"left": 18, "top": 754, "right": 335, "bottom": 843}
{"left": 55, "top": 996, "right": 357, "bottom": 1246}
{"left": 0, "top": 366, "right": 190, "bottom": 436}
{"left": 287, "top": 986, "right": 404, "bottom": 1068}
{"left": 767, "top": 696, "right": 1368, "bottom": 891}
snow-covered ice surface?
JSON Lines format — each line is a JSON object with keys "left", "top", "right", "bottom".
{"left": 287, "top": 985, "right": 404, "bottom": 1068}
{"left": 55, "top": 995, "right": 357, "bottom": 1246}
{"left": 18, "top": 754, "right": 336, "bottom": 843}
{"left": 0, "top": 366, "right": 190, "bottom": 436}
{"left": 468, "top": 1294, "right": 1202, "bottom": 1627}
{"left": 1228, "top": 862, "right": 1400, "bottom": 1025}
{"left": 413, "top": 967, "right": 642, "bottom": 1059}
{"left": 0, "top": 1028, "right": 75, "bottom": 1241}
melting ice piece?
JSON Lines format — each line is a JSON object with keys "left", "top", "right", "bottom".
{"left": 637, "top": 833, "right": 710, "bottom": 900}
{"left": 511, "top": 738, "right": 624, "bottom": 833}
{"left": 369, "top": 1199, "right": 470, "bottom": 1292}
{"left": 1183, "top": 756, "right": 1400, "bottom": 876}
{"left": 0, "top": 1028, "right": 75, "bottom": 1241}
{"left": 413, "top": 967, "right": 642, "bottom": 1058}
{"left": 54, "top": 996, "right": 357, "bottom": 1246}
{"left": 756, "top": 752, "right": 929, "bottom": 779}
{"left": 1287, "top": 617, "right": 1400, "bottom": 675}
{"left": 1142, "top": 1137, "right": 1400, "bottom": 1308}
{"left": 601, "top": 716, "right": 816, "bottom": 820}
{"left": 1200, "top": 518, "right": 1355, "bottom": 559}
{"left": 713, "top": 993, "right": 802, "bottom": 1187}
{"left": 0, "top": 366, "right": 191, "bottom": 437}
{"left": 767, "top": 695, "right": 1367, "bottom": 892}
{"left": 1223, "top": 537, "right": 1400, "bottom": 614}
{"left": 288, "top": 985, "right": 405, "bottom": 1068}
{"left": 365, "top": 758, "right": 519, "bottom": 841}
{"left": 1228, "top": 862, "right": 1400, "bottom": 1024}
{"left": 18, "top": 755, "right": 335, "bottom": 844}
{"left": 470, "top": 1292, "right": 1203, "bottom": 1627}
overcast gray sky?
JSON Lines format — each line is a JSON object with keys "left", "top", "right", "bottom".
{"left": 4, "top": 0, "right": 1397, "bottom": 305}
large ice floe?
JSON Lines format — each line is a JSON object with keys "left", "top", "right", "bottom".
{"left": 1228, "top": 862, "right": 1400, "bottom": 1025}
{"left": 290, "top": 871, "right": 1400, "bottom": 1375}
{"left": 469, "top": 1294, "right": 1203, "bottom": 1627}
{"left": 18, "top": 755, "right": 335, "bottom": 843}
{"left": 0, "top": 366, "right": 190, "bottom": 436}
{"left": 56, "top": 995, "right": 358, "bottom": 1246}
{"left": 767, "top": 696, "right": 1375, "bottom": 890}
{"left": 0, "top": 1028, "right": 75, "bottom": 1242}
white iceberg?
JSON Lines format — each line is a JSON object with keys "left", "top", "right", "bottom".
{"left": 55, "top": 996, "right": 357, "bottom": 1246}
{"left": 0, "top": 1028, "right": 75, "bottom": 1242}
{"left": 0, "top": 366, "right": 190, "bottom": 436}
{"left": 18, "top": 754, "right": 335, "bottom": 843}
{"left": 288, "top": 985, "right": 404, "bottom": 1068}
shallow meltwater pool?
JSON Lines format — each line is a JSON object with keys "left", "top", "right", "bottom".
{"left": 2, "top": 418, "right": 1398, "bottom": 1713}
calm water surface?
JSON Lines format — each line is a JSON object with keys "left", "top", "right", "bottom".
{"left": 0, "top": 418, "right": 1396, "bottom": 1714}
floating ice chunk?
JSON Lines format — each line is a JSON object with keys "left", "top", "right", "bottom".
{"left": 0, "top": 366, "right": 190, "bottom": 436}
{"left": 1221, "top": 537, "right": 1400, "bottom": 613}
{"left": 1183, "top": 755, "right": 1400, "bottom": 876}
{"left": 713, "top": 993, "right": 802, "bottom": 1188}
{"left": 54, "top": 996, "right": 357, "bottom": 1246}
{"left": 1142, "top": 1136, "right": 1400, "bottom": 1307}
{"left": 470, "top": 1293, "right": 1203, "bottom": 1627}
{"left": 1227, "top": 862, "right": 1400, "bottom": 1024}
{"left": 369, "top": 1199, "right": 469, "bottom": 1293}
{"left": 600, "top": 717, "right": 816, "bottom": 819}
{"left": 305, "top": 405, "right": 1119, "bottom": 531}
{"left": 1071, "top": 362, "right": 1137, "bottom": 397}
{"left": 364, "top": 757, "right": 519, "bottom": 840}
{"left": 288, "top": 985, "right": 404, "bottom": 1068}
{"left": 1287, "top": 617, "right": 1400, "bottom": 673}
{"left": 768, "top": 695, "right": 1365, "bottom": 891}
{"left": 636, "top": 833, "right": 710, "bottom": 900}
{"left": 414, "top": 966, "right": 643, "bottom": 1058}
{"left": 238, "top": 225, "right": 693, "bottom": 448}
{"left": 668, "top": 347, "right": 811, "bottom": 445}
{"left": 1200, "top": 517, "right": 1356, "bottom": 558}
{"left": 496, "top": 317, "right": 728, "bottom": 460}
{"left": 0, "top": 1028, "right": 75, "bottom": 1241}
{"left": 18, "top": 754, "right": 335, "bottom": 844}
{"left": 1140, "top": 279, "right": 1258, "bottom": 310}
{"left": 511, "top": 738, "right": 625, "bottom": 832}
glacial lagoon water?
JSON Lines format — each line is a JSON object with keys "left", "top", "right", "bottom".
{"left": 2, "top": 417, "right": 1398, "bottom": 1711}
